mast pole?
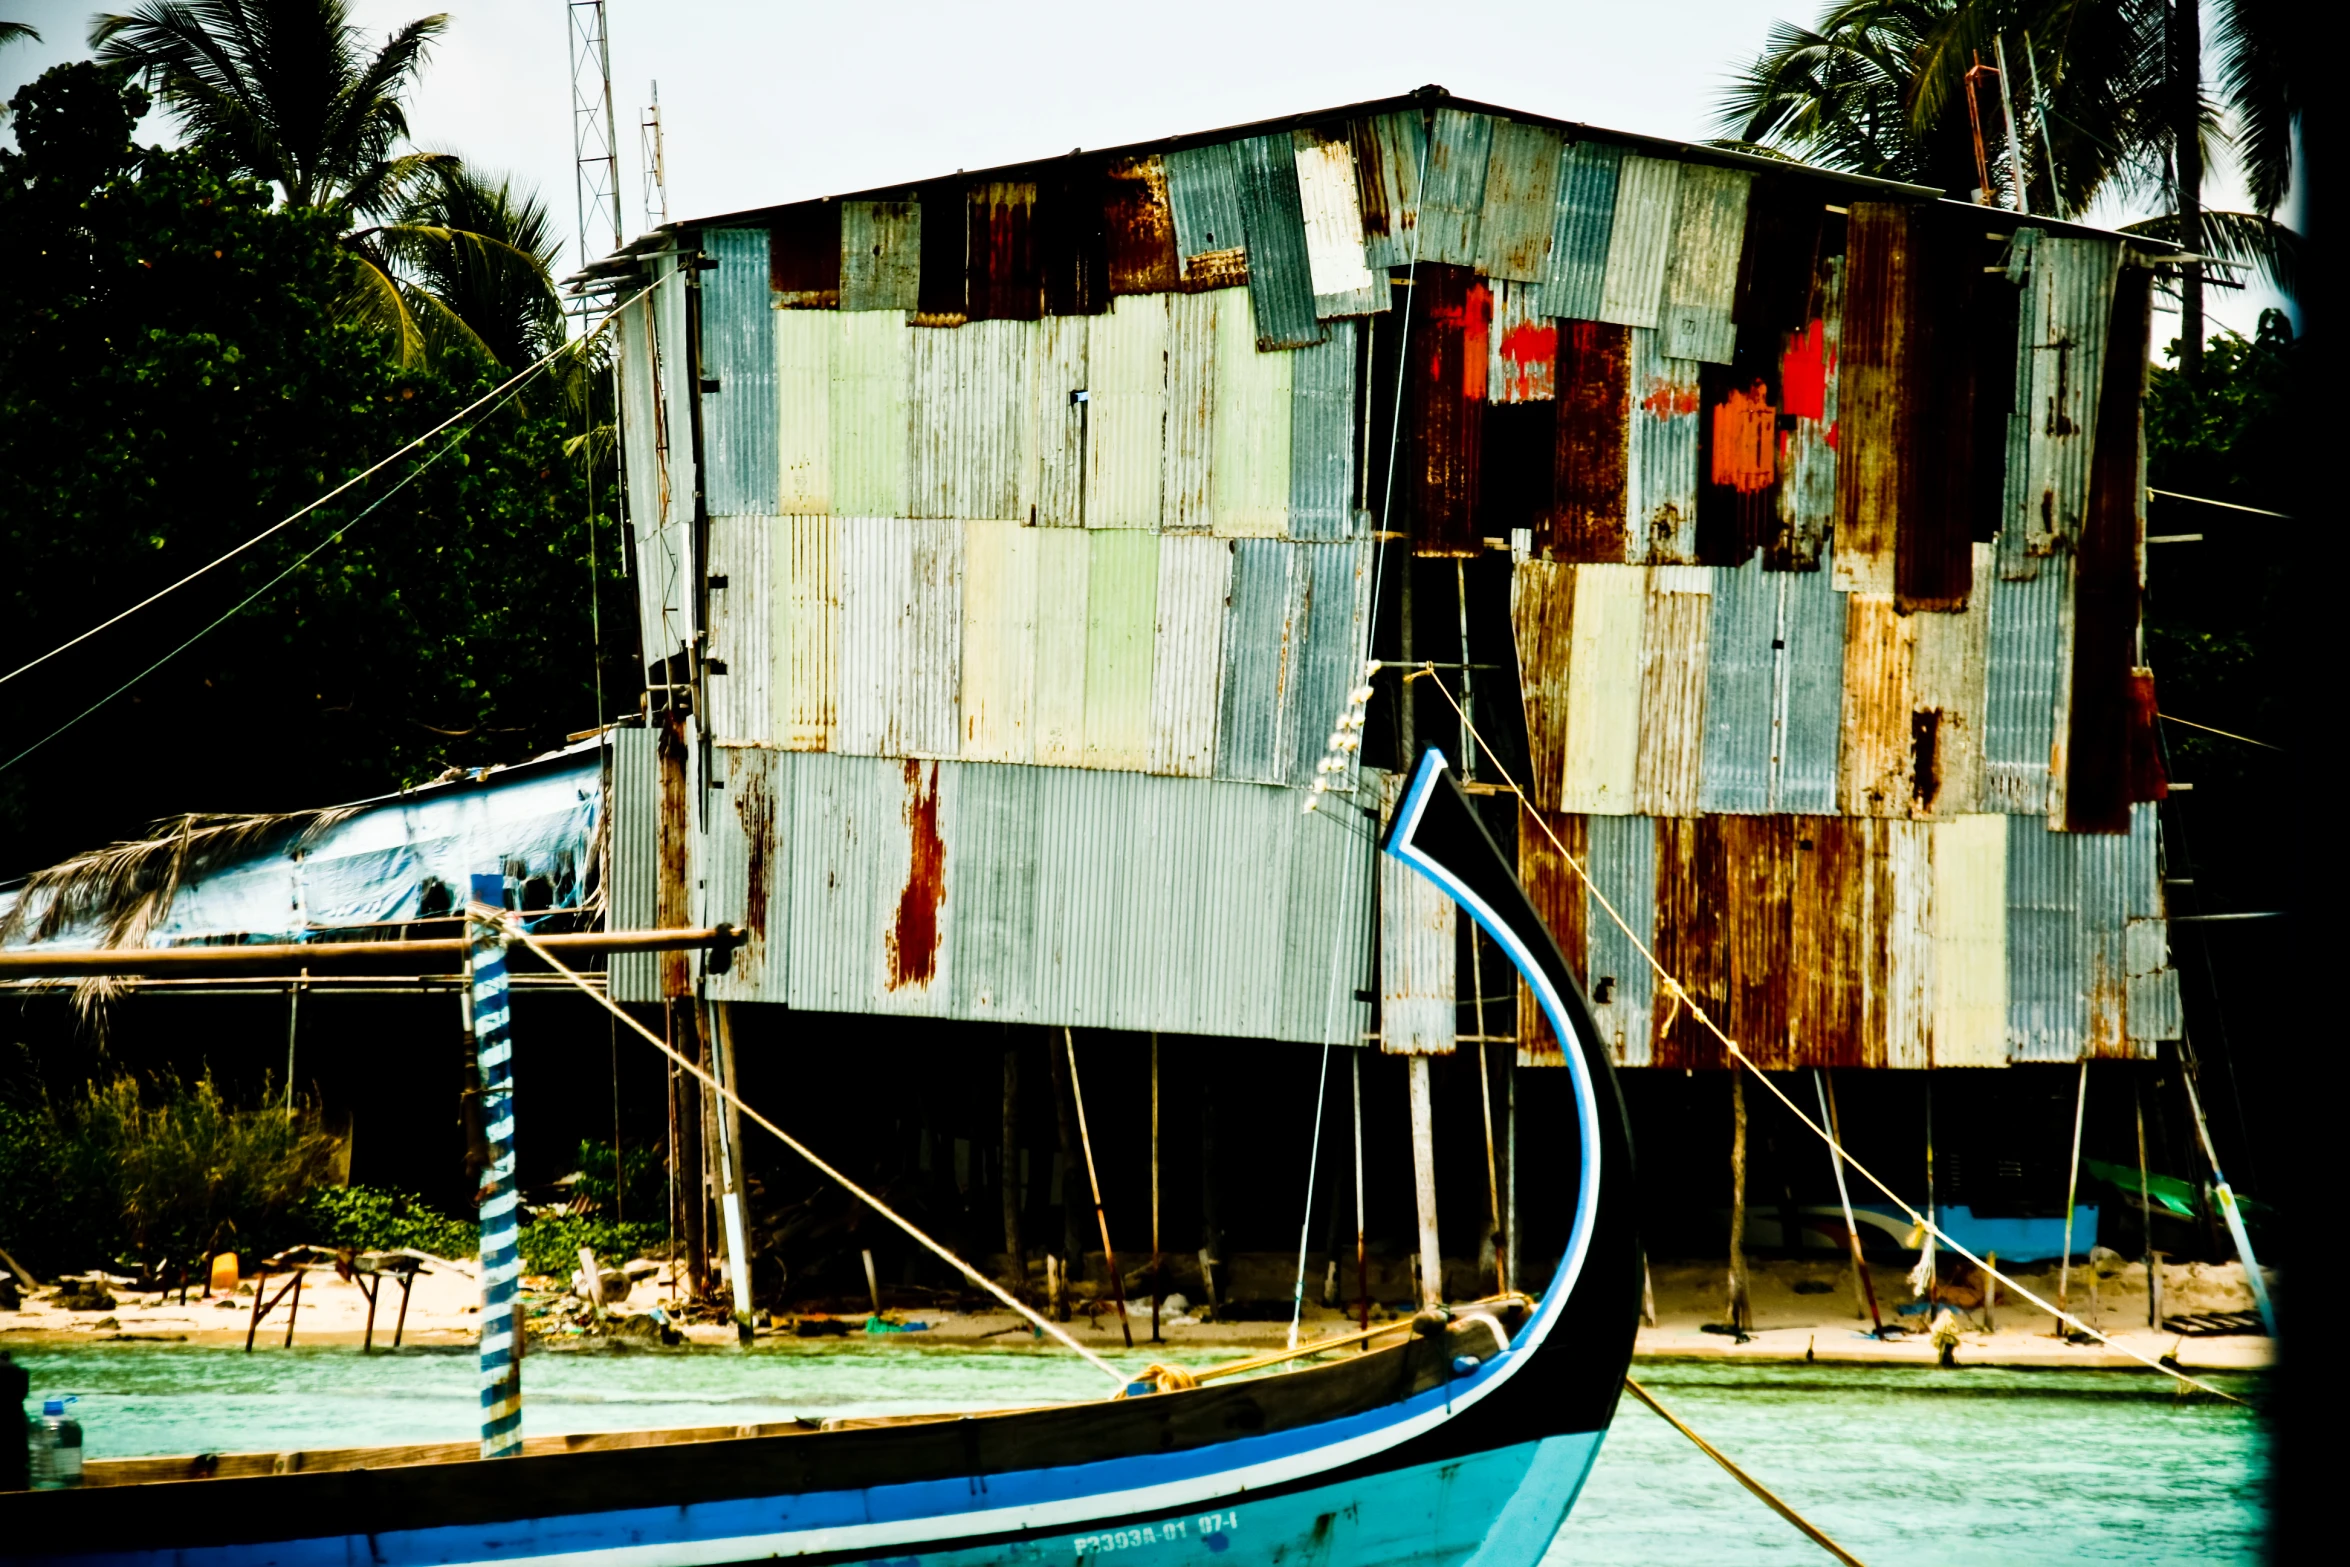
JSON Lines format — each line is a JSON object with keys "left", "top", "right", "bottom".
{"left": 469, "top": 876, "right": 524, "bottom": 1459}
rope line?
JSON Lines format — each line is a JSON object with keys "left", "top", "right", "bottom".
{"left": 1403, "top": 667, "right": 2246, "bottom": 1405}
{"left": 2156, "top": 712, "right": 2281, "bottom": 751}
{"left": 2145, "top": 487, "right": 2292, "bottom": 519}
{"left": 1622, "top": 1378, "right": 1867, "bottom": 1567}
{"left": 506, "top": 917, "right": 1129, "bottom": 1385}
{"left": 0, "top": 275, "right": 665, "bottom": 693}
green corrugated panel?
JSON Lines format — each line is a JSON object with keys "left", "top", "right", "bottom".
{"left": 777, "top": 309, "right": 832, "bottom": 514}
{"left": 1212, "top": 292, "right": 1292, "bottom": 536}
{"left": 829, "top": 310, "right": 907, "bottom": 517}
{"left": 1032, "top": 528, "right": 1091, "bottom": 766}
{"left": 1083, "top": 531, "right": 1160, "bottom": 769}
{"left": 1084, "top": 293, "right": 1167, "bottom": 529}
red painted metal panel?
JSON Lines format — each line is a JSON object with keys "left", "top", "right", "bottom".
{"left": 1551, "top": 320, "right": 1630, "bottom": 562}
{"left": 2125, "top": 667, "right": 2168, "bottom": 803}
{"left": 1407, "top": 264, "right": 1488, "bottom": 555}
{"left": 967, "top": 181, "right": 1041, "bottom": 321}
{"left": 2062, "top": 266, "right": 2149, "bottom": 834}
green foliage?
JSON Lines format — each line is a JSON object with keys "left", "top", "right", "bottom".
{"left": 568, "top": 1137, "right": 667, "bottom": 1222}
{"left": 294, "top": 1183, "right": 477, "bottom": 1261}
{"left": 515, "top": 1214, "right": 667, "bottom": 1280}
{"left": 0, "top": 62, "right": 629, "bottom": 874}
{"left": 0, "top": 1068, "right": 341, "bottom": 1276}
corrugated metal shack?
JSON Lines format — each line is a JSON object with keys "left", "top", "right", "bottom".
{"left": 592, "top": 86, "right": 2181, "bottom": 1073}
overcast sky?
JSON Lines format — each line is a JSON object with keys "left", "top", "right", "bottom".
{"left": 5, "top": 0, "right": 2290, "bottom": 345}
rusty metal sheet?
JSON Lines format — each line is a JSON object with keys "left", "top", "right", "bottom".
{"left": 1292, "top": 131, "right": 1389, "bottom": 319}
{"left": 1772, "top": 253, "right": 1842, "bottom": 570}
{"left": 1540, "top": 140, "right": 1622, "bottom": 322}
{"left": 1657, "top": 165, "right": 1750, "bottom": 364}
{"left": 2000, "top": 230, "right": 2121, "bottom": 576}
{"left": 2005, "top": 813, "right": 2082, "bottom": 1061}
{"left": 909, "top": 318, "right": 1026, "bottom": 520}
{"left": 1084, "top": 292, "right": 1167, "bottom": 530}
{"left": 702, "top": 744, "right": 786, "bottom": 1003}
{"left": 1488, "top": 280, "right": 1557, "bottom": 404}
{"left": 1552, "top": 320, "right": 1630, "bottom": 561}
{"left": 966, "top": 181, "right": 1040, "bottom": 322}
{"left": 836, "top": 517, "right": 964, "bottom": 759}
{"left": 1649, "top": 816, "right": 1726, "bottom": 1069}
{"left": 2077, "top": 824, "right": 2130, "bottom": 1056}
{"left": 1511, "top": 558, "right": 1574, "bottom": 809}
{"left": 1516, "top": 806, "right": 1589, "bottom": 1067}
{"left": 768, "top": 202, "right": 840, "bottom": 308}
{"left": 829, "top": 309, "right": 910, "bottom": 518}
{"left": 2122, "top": 805, "right": 2179, "bottom": 1042}
{"left": 1832, "top": 202, "right": 1914, "bottom": 596}
{"left": 785, "top": 753, "right": 957, "bottom": 1014}
{"left": 1212, "top": 291, "right": 1292, "bottom": 536}
{"left": 775, "top": 310, "right": 831, "bottom": 514}
{"left": 773, "top": 514, "right": 839, "bottom": 751}
{"left": 1896, "top": 227, "right": 1987, "bottom": 611}
{"left": 1406, "top": 265, "right": 1488, "bottom": 554}
{"left": 1026, "top": 313, "right": 1088, "bottom": 527}
{"left": 1583, "top": 812, "right": 1656, "bottom": 1066}
{"left": 1837, "top": 592, "right": 1912, "bottom": 818}
{"left": 841, "top": 200, "right": 921, "bottom": 312}
{"left": 1931, "top": 813, "right": 2008, "bottom": 1065}
{"left": 1032, "top": 527, "right": 1090, "bottom": 766}
{"left": 1788, "top": 817, "right": 1879, "bottom": 1067}
{"left": 1289, "top": 320, "right": 1357, "bottom": 539}
{"left": 958, "top": 519, "right": 1038, "bottom": 764}
{"left": 1475, "top": 118, "right": 1563, "bottom": 281}
{"left": 1880, "top": 819, "right": 1934, "bottom": 1068}
{"left": 1166, "top": 141, "right": 1250, "bottom": 288}
{"left": 1627, "top": 327, "right": 1700, "bottom": 563}
{"left": 1597, "top": 155, "right": 1679, "bottom": 328}
{"left": 1635, "top": 566, "right": 1712, "bottom": 814}
{"left": 705, "top": 516, "right": 774, "bottom": 744}
{"left": 1699, "top": 364, "right": 1778, "bottom": 562}
{"left": 1697, "top": 548, "right": 1774, "bottom": 813}
{"left": 1980, "top": 560, "right": 2069, "bottom": 813}
{"left": 1102, "top": 155, "right": 1181, "bottom": 296}
{"left": 1724, "top": 815, "right": 1799, "bottom": 1067}
{"left": 1360, "top": 110, "right": 1425, "bottom": 269}
{"left": 1147, "top": 534, "right": 1230, "bottom": 776}
{"left": 1233, "top": 131, "right": 1326, "bottom": 351}
{"left": 1557, "top": 562, "right": 1644, "bottom": 815}
{"left": 1907, "top": 542, "right": 1993, "bottom": 816}
{"left": 1416, "top": 108, "right": 1493, "bottom": 268}
{"left": 699, "top": 227, "right": 778, "bottom": 519}
{"left": 1082, "top": 530, "right": 1160, "bottom": 770}
{"left": 2061, "top": 266, "right": 2149, "bottom": 834}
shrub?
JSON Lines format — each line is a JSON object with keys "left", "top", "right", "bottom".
{"left": 516, "top": 1214, "right": 666, "bottom": 1279}
{"left": 295, "top": 1184, "right": 477, "bottom": 1262}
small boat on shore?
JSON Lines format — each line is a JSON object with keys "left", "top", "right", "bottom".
{"left": 3, "top": 752, "right": 1641, "bottom": 1567}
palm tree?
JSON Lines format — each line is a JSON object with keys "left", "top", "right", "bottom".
{"left": 1716, "top": 1, "right": 2299, "bottom": 378}
{"left": 92, "top": 0, "right": 559, "bottom": 368}
{"left": 1, "top": 18, "right": 40, "bottom": 121}
{"left": 388, "top": 163, "right": 566, "bottom": 373}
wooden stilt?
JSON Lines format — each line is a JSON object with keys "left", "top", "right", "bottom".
{"left": 1199, "top": 1070, "right": 1222, "bottom": 1311}
{"left": 1149, "top": 1034, "right": 1162, "bottom": 1343}
{"left": 360, "top": 1272, "right": 380, "bottom": 1352}
{"left": 1352, "top": 1052, "right": 1369, "bottom": 1332}
{"left": 1408, "top": 1055, "right": 1441, "bottom": 1310}
{"left": 281, "top": 1270, "right": 303, "bottom": 1349}
{"left": 1047, "top": 1029, "right": 1085, "bottom": 1291}
{"left": 1002, "top": 1045, "right": 1025, "bottom": 1294}
{"left": 2056, "top": 1059, "right": 2088, "bottom": 1326}
{"left": 1727, "top": 1071, "right": 1752, "bottom": 1332}
{"left": 1817, "top": 1069, "right": 1880, "bottom": 1332}
{"left": 1504, "top": 1060, "right": 1518, "bottom": 1294}
{"left": 1476, "top": 1032, "right": 1504, "bottom": 1296}
{"left": 1063, "top": 1029, "right": 1132, "bottom": 1348}
{"left": 863, "top": 1249, "right": 882, "bottom": 1318}
{"left": 2136, "top": 1076, "right": 2156, "bottom": 1328}
{"left": 392, "top": 1270, "right": 414, "bottom": 1348}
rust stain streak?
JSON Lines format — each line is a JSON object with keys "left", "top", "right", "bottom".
{"left": 887, "top": 759, "right": 947, "bottom": 991}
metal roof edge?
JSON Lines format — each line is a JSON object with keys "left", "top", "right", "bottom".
{"left": 1930, "top": 198, "right": 2192, "bottom": 257}
{"left": 666, "top": 86, "right": 1948, "bottom": 238}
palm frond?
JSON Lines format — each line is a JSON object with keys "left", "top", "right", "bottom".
{"left": 2213, "top": 0, "right": 2299, "bottom": 214}
{"left": 0, "top": 21, "right": 42, "bottom": 44}
{"left": 2118, "top": 208, "right": 2301, "bottom": 298}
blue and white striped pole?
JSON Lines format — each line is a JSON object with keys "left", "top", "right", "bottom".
{"left": 470, "top": 873, "right": 524, "bottom": 1459}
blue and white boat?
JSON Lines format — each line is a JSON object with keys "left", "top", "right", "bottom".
{"left": 8, "top": 751, "right": 1641, "bottom": 1567}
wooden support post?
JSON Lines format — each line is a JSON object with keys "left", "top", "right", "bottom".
{"left": 1817, "top": 1069, "right": 1880, "bottom": 1332}
{"left": 668, "top": 1001, "right": 707, "bottom": 1301}
{"left": 1149, "top": 1034, "right": 1162, "bottom": 1343}
{"left": 1504, "top": 1059, "right": 1519, "bottom": 1295}
{"left": 1727, "top": 1070, "right": 1753, "bottom": 1333}
{"left": 2056, "top": 1060, "right": 2087, "bottom": 1325}
{"left": 392, "top": 1270, "right": 414, "bottom": 1348}
{"left": 1048, "top": 1029, "right": 1085, "bottom": 1293}
{"left": 1003, "top": 1045, "right": 1025, "bottom": 1295}
{"left": 862, "top": 1249, "right": 882, "bottom": 1318}
{"left": 1063, "top": 1029, "right": 1132, "bottom": 1348}
{"left": 1200, "top": 1069, "right": 1222, "bottom": 1311}
{"left": 1352, "top": 1052, "right": 1369, "bottom": 1331}
{"left": 1476, "top": 1033, "right": 1504, "bottom": 1296}
{"left": 281, "top": 1270, "right": 303, "bottom": 1348}
{"left": 359, "top": 1272, "right": 380, "bottom": 1352}
{"left": 1407, "top": 1055, "right": 1441, "bottom": 1310}
{"left": 710, "top": 1001, "right": 753, "bottom": 1339}
{"left": 2136, "top": 1077, "right": 2157, "bottom": 1328}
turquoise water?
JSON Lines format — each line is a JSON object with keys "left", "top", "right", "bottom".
{"left": 9, "top": 1344, "right": 2265, "bottom": 1564}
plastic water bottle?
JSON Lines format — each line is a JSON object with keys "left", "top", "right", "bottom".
{"left": 36, "top": 1398, "right": 81, "bottom": 1489}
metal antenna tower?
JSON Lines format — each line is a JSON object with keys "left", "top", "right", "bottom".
{"left": 568, "top": 1, "right": 623, "bottom": 279}
{"left": 642, "top": 81, "right": 670, "bottom": 232}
